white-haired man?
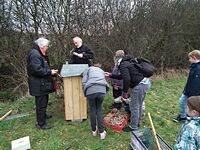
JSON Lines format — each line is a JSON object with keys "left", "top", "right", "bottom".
{"left": 27, "top": 37, "right": 58, "bottom": 130}
{"left": 69, "top": 36, "right": 94, "bottom": 66}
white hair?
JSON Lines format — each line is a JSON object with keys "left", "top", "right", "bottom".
{"left": 73, "top": 36, "right": 82, "bottom": 43}
{"left": 35, "top": 37, "right": 50, "bottom": 48}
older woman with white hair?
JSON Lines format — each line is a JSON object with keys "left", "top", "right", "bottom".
{"left": 27, "top": 37, "right": 58, "bottom": 130}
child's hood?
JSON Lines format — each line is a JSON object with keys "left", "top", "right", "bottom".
{"left": 186, "top": 117, "right": 200, "bottom": 124}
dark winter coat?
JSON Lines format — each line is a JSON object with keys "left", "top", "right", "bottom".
{"left": 111, "top": 64, "right": 123, "bottom": 89}
{"left": 27, "top": 45, "right": 54, "bottom": 96}
{"left": 183, "top": 62, "right": 200, "bottom": 97}
{"left": 69, "top": 45, "right": 94, "bottom": 66}
{"left": 111, "top": 55, "right": 144, "bottom": 93}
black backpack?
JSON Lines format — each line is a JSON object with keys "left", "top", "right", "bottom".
{"left": 130, "top": 57, "right": 156, "bottom": 77}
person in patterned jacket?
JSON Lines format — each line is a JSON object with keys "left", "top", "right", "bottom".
{"left": 174, "top": 96, "right": 200, "bottom": 150}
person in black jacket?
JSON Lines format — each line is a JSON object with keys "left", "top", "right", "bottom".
{"left": 173, "top": 50, "right": 200, "bottom": 122}
{"left": 69, "top": 36, "right": 94, "bottom": 66}
{"left": 105, "top": 52, "right": 151, "bottom": 132}
{"left": 27, "top": 37, "right": 58, "bottom": 130}
{"left": 109, "top": 50, "right": 130, "bottom": 112}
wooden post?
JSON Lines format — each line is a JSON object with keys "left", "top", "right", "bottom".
{"left": 0, "top": 110, "right": 13, "bottom": 121}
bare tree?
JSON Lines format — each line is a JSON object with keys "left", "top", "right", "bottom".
{"left": 1, "top": 0, "right": 200, "bottom": 100}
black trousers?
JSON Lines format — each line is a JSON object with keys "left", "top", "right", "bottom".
{"left": 87, "top": 93, "right": 105, "bottom": 133}
{"left": 35, "top": 95, "right": 48, "bottom": 126}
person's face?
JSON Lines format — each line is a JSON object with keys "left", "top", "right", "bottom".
{"left": 73, "top": 39, "right": 81, "bottom": 48}
{"left": 43, "top": 45, "right": 48, "bottom": 52}
{"left": 186, "top": 105, "right": 199, "bottom": 117}
{"left": 188, "top": 56, "right": 197, "bottom": 64}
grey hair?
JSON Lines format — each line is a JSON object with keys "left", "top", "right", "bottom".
{"left": 35, "top": 37, "right": 50, "bottom": 48}
{"left": 73, "top": 36, "right": 82, "bottom": 43}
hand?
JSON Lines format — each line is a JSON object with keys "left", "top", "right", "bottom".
{"left": 113, "top": 85, "right": 119, "bottom": 90}
{"left": 104, "top": 72, "right": 111, "bottom": 77}
{"left": 123, "top": 97, "right": 130, "bottom": 104}
{"left": 51, "top": 69, "right": 58, "bottom": 75}
{"left": 73, "top": 52, "right": 83, "bottom": 58}
{"left": 121, "top": 92, "right": 128, "bottom": 99}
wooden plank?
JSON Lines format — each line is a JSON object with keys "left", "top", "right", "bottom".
{"left": 78, "top": 77, "right": 87, "bottom": 119}
{"left": 0, "top": 110, "right": 13, "bottom": 121}
{"left": 63, "top": 76, "right": 87, "bottom": 121}
{"left": 72, "top": 77, "right": 81, "bottom": 120}
{"left": 63, "top": 77, "right": 73, "bottom": 120}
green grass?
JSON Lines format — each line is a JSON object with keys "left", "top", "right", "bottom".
{"left": 0, "top": 76, "right": 186, "bottom": 150}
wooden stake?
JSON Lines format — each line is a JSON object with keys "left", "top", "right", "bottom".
{"left": 0, "top": 110, "right": 13, "bottom": 121}
{"left": 148, "top": 112, "right": 161, "bottom": 150}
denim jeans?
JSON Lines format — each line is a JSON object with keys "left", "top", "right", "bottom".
{"left": 179, "top": 94, "right": 188, "bottom": 118}
{"left": 87, "top": 93, "right": 105, "bottom": 133}
{"left": 129, "top": 83, "right": 150, "bottom": 129}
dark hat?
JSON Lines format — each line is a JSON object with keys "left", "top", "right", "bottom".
{"left": 187, "top": 96, "right": 200, "bottom": 113}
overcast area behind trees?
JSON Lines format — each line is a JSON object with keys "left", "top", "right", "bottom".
{"left": 1, "top": 0, "right": 200, "bottom": 100}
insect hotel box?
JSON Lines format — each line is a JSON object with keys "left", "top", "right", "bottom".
{"left": 60, "top": 64, "right": 88, "bottom": 121}
{"left": 103, "top": 108, "right": 130, "bottom": 133}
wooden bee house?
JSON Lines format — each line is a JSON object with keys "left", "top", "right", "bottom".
{"left": 60, "top": 64, "right": 88, "bottom": 121}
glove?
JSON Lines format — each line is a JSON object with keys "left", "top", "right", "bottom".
{"left": 53, "top": 80, "right": 60, "bottom": 96}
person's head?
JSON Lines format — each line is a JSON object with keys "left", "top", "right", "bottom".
{"left": 188, "top": 50, "right": 200, "bottom": 64}
{"left": 35, "top": 37, "right": 50, "bottom": 52}
{"left": 187, "top": 96, "right": 200, "bottom": 117}
{"left": 114, "top": 50, "right": 125, "bottom": 63}
{"left": 92, "top": 60, "right": 102, "bottom": 68}
{"left": 94, "top": 62, "right": 102, "bottom": 68}
{"left": 73, "top": 36, "right": 82, "bottom": 48}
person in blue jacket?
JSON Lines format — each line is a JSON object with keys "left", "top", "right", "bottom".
{"left": 174, "top": 50, "right": 200, "bottom": 122}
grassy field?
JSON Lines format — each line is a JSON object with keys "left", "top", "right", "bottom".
{"left": 0, "top": 75, "right": 186, "bottom": 150}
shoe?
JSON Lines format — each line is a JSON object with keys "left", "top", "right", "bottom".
{"left": 172, "top": 114, "right": 187, "bottom": 123}
{"left": 92, "top": 127, "right": 97, "bottom": 136}
{"left": 122, "top": 126, "right": 136, "bottom": 132}
{"left": 36, "top": 124, "right": 51, "bottom": 130}
{"left": 100, "top": 131, "right": 106, "bottom": 140}
{"left": 46, "top": 114, "right": 52, "bottom": 119}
